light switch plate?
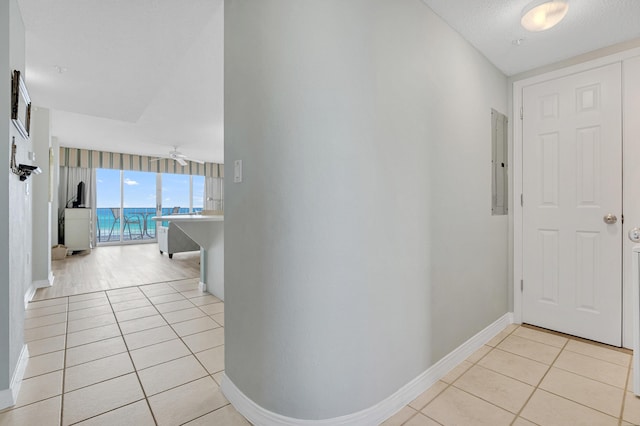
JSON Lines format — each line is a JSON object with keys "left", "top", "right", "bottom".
{"left": 234, "top": 160, "right": 242, "bottom": 183}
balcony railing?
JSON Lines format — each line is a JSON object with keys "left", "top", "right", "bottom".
{"left": 96, "top": 207, "right": 200, "bottom": 243}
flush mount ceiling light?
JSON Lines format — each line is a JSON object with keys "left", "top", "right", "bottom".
{"left": 521, "top": 0, "right": 569, "bottom": 32}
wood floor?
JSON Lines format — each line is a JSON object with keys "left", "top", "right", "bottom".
{"left": 34, "top": 244, "right": 200, "bottom": 300}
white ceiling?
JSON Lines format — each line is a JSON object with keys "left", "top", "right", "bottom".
{"left": 18, "top": 0, "right": 224, "bottom": 163}
{"left": 17, "top": 1, "right": 640, "bottom": 164}
{"left": 422, "top": 0, "right": 640, "bottom": 76}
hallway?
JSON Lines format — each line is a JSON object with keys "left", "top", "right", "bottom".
{"left": 0, "top": 279, "right": 244, "bottom": 425}
{"left": 2, "top": 279, "right": 639, "bottom": 425}
{"left": 2, "top": 244, "right": 638, "bottom": 425}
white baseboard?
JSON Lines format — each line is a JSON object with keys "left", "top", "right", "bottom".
{"left": 221, "top": 312, "right": 514, "bottom": 425}
{"left": 0, "top": 345, "right": 30, "bottom": 411}
{"left": 34, "top": 275, "right": 54, "bottom": 289}
{"left": 198, "top": 282, "right": 207, "bottom": 292}
{"left": 25, "top": 273, "right": 56, "bottom": 309}
{"left": 24, "top": 286, "right": 36, "bottom": 309}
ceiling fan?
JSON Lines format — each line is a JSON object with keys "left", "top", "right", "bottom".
{"left": 150, "top": 146, "right": 205, "bottom": 166}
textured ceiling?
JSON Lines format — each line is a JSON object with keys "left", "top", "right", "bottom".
{"left": 421, "top": 0, "right": 640, "bottom": 76}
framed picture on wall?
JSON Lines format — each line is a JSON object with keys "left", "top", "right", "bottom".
{"left": 11, "top": 70, "right": 31, "bottom": 139}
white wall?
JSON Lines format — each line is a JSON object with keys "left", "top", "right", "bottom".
{"left": 51, "top": 137, "right": 60, "bottom": 245}
{"left": 0, "top": 0, "right": 30, "bottom": 406}
{"left": 225, "top": 0, "right": 508, "bottom": 420}
{"left": 31, "top": 107, "right": 52, "bottom": 288}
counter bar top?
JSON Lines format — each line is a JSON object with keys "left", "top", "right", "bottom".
{"left": 151, "top": 214, "right": 224, "bottom": 222}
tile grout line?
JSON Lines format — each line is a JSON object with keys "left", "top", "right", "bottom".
{"left": 25, "top": 286, "right": 630, "bottom": 426}
{"left": 63, "top": 290, "right": 154, "bottom": 423}
{"left": 561, "top": 346, "right": 631, "bottom": 367}
{"left": 537, "top": 388, "right": 625, "bottom": 422}
{"left": 178, "top": 403, "right": 234, "bottom": 426}
{"left": 108, "top": 281, "right": 226, "bottom": 424}
{"left": 401, "top": 325, "right": 520, "bottom": 426}
{"left": 440, "top": 326, "right": 522, "bottom": 424}
{"left": 60, "top": 296, "right": 70, "bottom": 426}
{"left": 51, "top": 288, "right": 162, "bottom": 425}
{"left": 618, "top": 354, "right": 633, "bottom": 426}
{"left": 66, "top": 400, "right": 148, "bottom": 426}
{"left": 106, "top": 286, "right": 161, "bottom": 426}
{"left": 33, "top": 274, "right": 200, "bottom": 302}
{"left": 161, "top": 283, "right": 231, "bottom": 398}
{"left": 62, "top": 337, "right": 128, "bottom": 370}
{"left": 17, "top": 280, "right": 230, "bottom": 424}
{"left": 513, "top": 335, "right": 628, "bottom": 424}
{"left": 550, "top": 362, "right": 629, "bottom": 390}
{"left": 158, "top": 281, "right": 232, "bottom": 420}
{"left": 481, "top": 341, "right": 628, "bottom": 392}
{"left": 508, "top": 335, "right": 568, "bottom": 426}
{"left": 61, "top": 294, "right": 222, "bottom": 369}
{"left": 24, "top": 313, "right": 68, "bottom": 330}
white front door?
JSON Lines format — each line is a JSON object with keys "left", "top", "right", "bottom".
{"left": 522, "top": 63, "right": 622, "bottom": 346}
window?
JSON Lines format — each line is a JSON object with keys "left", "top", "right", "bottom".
{"left": 96, "top": 169, "right": 211, "bottom": 245}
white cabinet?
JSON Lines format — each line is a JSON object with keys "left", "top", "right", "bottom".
{"left": 65, "top": 208, "right": 91, "bottom": 251}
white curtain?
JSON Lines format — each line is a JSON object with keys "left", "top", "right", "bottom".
{"left": 205, "top": 177, "right": 224, "bottom": 211}
{"left": 58, "top": 167, "right": 97, "bottom": 247}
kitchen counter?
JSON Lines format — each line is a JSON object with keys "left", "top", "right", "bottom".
{"left": 152, "top": 215, "right": 224, "bottom": 300}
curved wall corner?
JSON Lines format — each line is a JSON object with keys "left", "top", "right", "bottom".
{"left": 224, "top": 0, "right": 508, "bottom": 421}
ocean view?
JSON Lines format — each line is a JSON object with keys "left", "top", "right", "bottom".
{"left": 96, "top": 207, "right": 201, "bottom": 242}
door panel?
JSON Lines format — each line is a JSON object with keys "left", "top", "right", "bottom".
{"left": 522, "top": 63, "right": 622, "bottom": 346}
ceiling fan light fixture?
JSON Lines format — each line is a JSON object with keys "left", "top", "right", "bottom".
{"left": 151, "top": 146, "right": 205, "bottom": 166}
{"left": 521, "top": 0, "right": 569, "bottom": 32}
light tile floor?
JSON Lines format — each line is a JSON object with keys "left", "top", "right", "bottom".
{"left": 3, "top": 280, "right": 640, "bottom": 425}
{"left": 384, "top": 324, "right": 640, "bottom": 426}
{"left": 0, "top": 278, "right": 249, "bottom": 426}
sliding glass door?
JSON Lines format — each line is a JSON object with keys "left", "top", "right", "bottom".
{"left": 123, "top": 170, "right": 158, "bottom": 242}
{"left": 96, "top": 169, "right": 122, "bottom": 243}
{"left": 96, "top": 169, "right": 205, "bottom": 245}
{"left": 192, "top": 175, "right": 205, "bottom": 212}
{"left": 160, "top": 174, "right": 204, "bottom": 215}
{"left": 96, "top": 169, "right": 158, "bottom": 244}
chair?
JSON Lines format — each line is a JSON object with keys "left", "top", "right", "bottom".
{"left": 172, "top": 206, "right": 180, "bottom": 214}
{"left": 107, "top": 208, "right": 121, "bottom": 241}
{"left": 123, "top": 211, "right": 143, "bottom": 240}
{"left": 158, "top": 222, "right": 200, "bottom": 258}
{"left": 107, "top": 208, "right": 143, "bottom": 241}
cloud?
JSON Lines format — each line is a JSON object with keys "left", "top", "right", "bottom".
{"left": 124, "top": 178, "right": 139, "bottom": 186}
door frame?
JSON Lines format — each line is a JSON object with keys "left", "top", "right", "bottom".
{"left": 512, "top": 46, "right": 640, "bottom": 349}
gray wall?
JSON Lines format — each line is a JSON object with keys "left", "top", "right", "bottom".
{"left": 0, "top": 0, "right": 29, "bottom": 397}
{"left": 422, "top": 5, "right": 509, "bottom": 361}
{"left": 31, "top": 108, "right": 52, "bottom": 287}
{"left": 0, "top": 0, "right": 11, "bottom": 391}
{"left": 224, "top": 0, "right": 508, "bottom": 420}
{"left": 51, "top": 137, "right": 60, "bottom": 246}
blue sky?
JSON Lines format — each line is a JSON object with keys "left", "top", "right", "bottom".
{"left": 96, "top": 169, "right": 204, "bottom": 209}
